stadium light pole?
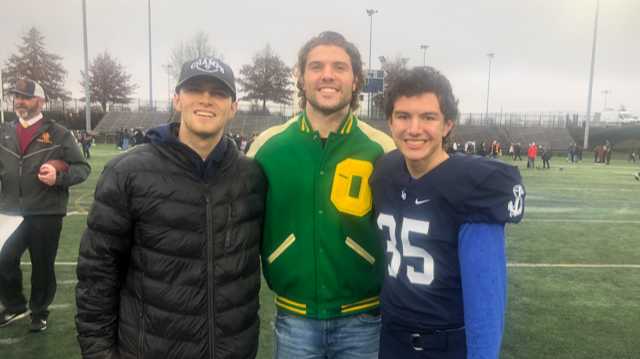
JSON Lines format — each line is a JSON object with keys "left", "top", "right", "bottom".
{"left": 602, "top": 89, "right": 610, "bottom": 110}
{"left": 584, "top": 0, "right": 600, "bottom": 150}
{"left": 485, "top": 52, "right": 495, "bottom": 122}
{"left": 81, "top": 0, "right": 92, "bottom": 131}
{"left": 164, "top": 64, "right": 172, "bottom": 111}
{"left": 147, "top": 0, "right": 154, "bottom": 111}
{"left": 0, "top": 69, "right": 4, "bottom": 124}
{"left": 366, "top": 8, "right": 378, "bottom": 120}
{"left": 420, "top": 44, "right": 429, "bottom": 67}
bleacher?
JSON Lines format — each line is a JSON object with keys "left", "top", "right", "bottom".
{"left": 364, "top": 121, "right": 575, "bottom": 150}
{"left": 226, "top": 113, "right": 288, "bottom": 135}
{"left": 95, "top": 112, "right": 171, "bottom": 133}
{"left": 92, "top": 111, "right": 584, "bottom": 152}
{"left": 450, "top": 126, "right": 575, "bottom": 150}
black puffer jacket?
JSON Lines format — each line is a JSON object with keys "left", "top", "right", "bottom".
{"left": 76, "top": 125, "right": 266, "bottom": 359}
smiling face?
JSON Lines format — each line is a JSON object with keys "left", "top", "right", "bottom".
{"left": 173, "top": 76, "right": 237, "bottom": 143}
{"left": 389, "top": 92, "right": 454, "bottom": 178}
{"left": 301, "top": 45, "right": 356, "bottom": 116}
{"left": 14, "top": 94, "right": 44, "bottom": 120}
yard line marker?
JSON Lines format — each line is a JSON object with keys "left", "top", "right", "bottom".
{"left": 508, "top": 263, "right": 640, "bottom": 268}
{"left": 48, "top": 304, "right": 71, "bottom": 309}
{"left": 0, "top": 337, "right": 25, "bottom": 345}
{"left": 67, "top": 211, "right": 88, "bottom": 216}
{"left": 23, "top": 262, "right": 640, "bottom": 269}
{"left": 59, "top": 279, "right": 78, "bottom": 285}
{"left": 21, "top": 261, "right": 77, "bottom": 266}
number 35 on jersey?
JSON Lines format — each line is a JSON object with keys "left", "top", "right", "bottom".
{"left": 377, "top": 214, "right": 434, "bottom": 285}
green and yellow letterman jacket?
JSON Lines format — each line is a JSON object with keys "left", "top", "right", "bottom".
{"left": 248, "top": 111, "right": 395, "bottom": 319}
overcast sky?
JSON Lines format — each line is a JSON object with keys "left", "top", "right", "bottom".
{"left": 1, "top": 0, "right": 638, "bottom": 113}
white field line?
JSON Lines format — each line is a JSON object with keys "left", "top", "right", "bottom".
{"left": 66, "top": 211, "right": 88, "bottom": 216}
{"left": 20, "top": 262, "right": 640, "bottom": 269}
{"left": 0, "top": 337, "right": 25, "bottom": 345}
{"left": 523, "top": 218, "right": 640, "bottom": 224}
{"left": 508, "top": 263, "right": 640, "bottom": 268}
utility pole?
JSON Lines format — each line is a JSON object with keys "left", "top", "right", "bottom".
{"left": 82, "top": 0, "right": 91, "bottom": 131}
{"left": 366, "top": 8, "right": 378, "bottom": 120}
{"left": 148, "top": 0, "right": 154, "bottom": 110}
{"left": 485, "top": 53, "right": 495, "bottom": 122}
{"left": 584, "top": 0, "right": 600, "bottom": 150}
{"left": 420, "top": 44, "right": 429, "bottom": 67}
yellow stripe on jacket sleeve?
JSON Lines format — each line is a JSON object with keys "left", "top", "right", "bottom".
{"left": 357, "top": 120, "right": 396, "bottom": 153}
{"left": 246, "top": 115, "right": 299, "bottom": 158}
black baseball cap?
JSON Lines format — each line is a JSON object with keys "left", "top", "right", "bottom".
{"left": 10, "top": 79, "right": 46, "bottom": 99}
{"left": 175, "top": 57, "right": 236, "bottom": 101}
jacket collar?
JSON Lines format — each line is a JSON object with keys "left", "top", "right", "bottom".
{"left": 146, "top": 123, "right": 238, "bottom": 180}
{"left": 298, "top": 111, "right": 356, "bottom": 135}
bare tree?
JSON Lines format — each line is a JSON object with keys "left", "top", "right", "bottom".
{"left": 81, "top": 51, "right": 137, "bottom": 112}
{"left": 373, "top": 56, "right": 410, "bottom": 113}
{"left": 238, "top": 45, "right": 293, "bottom": 113}
{"left": 4, "top": 27, "right": 70, "bottom": 100}
{"left": 168, "top": 31, "right": 222, "bottom": 81}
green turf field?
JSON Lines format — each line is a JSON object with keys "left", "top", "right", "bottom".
{"left": 1, "top": 144, "right": 639, "bottom": 358}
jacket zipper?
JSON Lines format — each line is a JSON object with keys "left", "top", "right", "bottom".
{"left": 205, "top": 195, "right": 216, "bottom": 358}
{"left": 138, "top": 250, "right": 146, "bottom": 358}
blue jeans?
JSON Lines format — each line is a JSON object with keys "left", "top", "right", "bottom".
{"left": 274, "top": 310, "right": 381, "bottom": 359}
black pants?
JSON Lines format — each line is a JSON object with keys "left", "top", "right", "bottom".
{"left": 82, "top": 144, "right": 91, "bottom": 159}
{"left": 0, "top": 215, "right": 63, "bottom": 319}
{"left": 379, "top": 324, "right": 467, "bottom": 359}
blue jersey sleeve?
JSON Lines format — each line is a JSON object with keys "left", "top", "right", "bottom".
{"left": 459, "top": 223, "right": 507, "bottom": 359}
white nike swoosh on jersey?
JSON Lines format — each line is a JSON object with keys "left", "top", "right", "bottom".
{"left": 415, "top": 198, "right": 431, "bottom": 205}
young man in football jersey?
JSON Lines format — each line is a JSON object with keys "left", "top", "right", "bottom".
{"left": 248, "top": 31, "right": 394, "bottom": 358}
{"left": 371, "top": 67, "right": 525, "bottom": 359}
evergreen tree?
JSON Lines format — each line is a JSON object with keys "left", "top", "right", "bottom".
{"left": 4, "top": 27, "right": 69, "bottom": 100}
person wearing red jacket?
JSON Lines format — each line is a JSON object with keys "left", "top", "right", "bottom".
{"left": 527, "top": 142, "right": 538, "bottom": 168}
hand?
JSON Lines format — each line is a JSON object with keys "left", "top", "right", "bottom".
{"left": 38, "top": 163, "right": 57, "bottom": 186}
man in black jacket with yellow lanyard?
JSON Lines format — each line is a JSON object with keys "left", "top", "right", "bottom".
{"left": 0, "top": 79, "right": 90, "bottom": 332}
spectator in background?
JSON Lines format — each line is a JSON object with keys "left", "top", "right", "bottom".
{"left": 115, "top": 128, "right": 123, "bottom": 149}
{"left": 576, "top": 145, "right": 583, "bottom": 162}
{"left": 121, "top": 128, "right": 130, "bottom": 150}
{"left": 132, "top": 128, "right": 144, "bottom": 146}
{"left": 567, "top": 142, "right": 576, "bottom": 163}
{"left": 0, "top": 79, "right": 90, "bottom": 332}
{"left": 80, "top": 131, "right": 93, "bottom": 159}
{"left": 541, "top": 145, "right": 552, "bottom": 169}
{"left": 605, "top": 140, "right": 613, "bottom": 165}
{"left": 478, "top": 141, "right": 487, "bottom": 156}
{"left": 527, "top": 142, "right": 537, "bottom": 168}
{"left": 513, "top": 142, "right": 523, "bottom": 161}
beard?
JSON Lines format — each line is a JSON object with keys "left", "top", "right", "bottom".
{"left": 15, "top": 107, "right": 40, "bottom": 120}
{"left": 306, "top": 93, "right": 352, "bottom": 116}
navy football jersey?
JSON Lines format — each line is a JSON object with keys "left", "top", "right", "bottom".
{"left": 370, "top": 151, "right": 525, "bottom": 330}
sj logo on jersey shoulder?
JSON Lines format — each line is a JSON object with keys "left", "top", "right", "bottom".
{"left": 507, "top": 184, "right": 525, "bottom": 219}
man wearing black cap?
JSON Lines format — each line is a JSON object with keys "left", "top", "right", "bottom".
{"left": 0, "top": 79, "right": 90, "bottom": 332}
{"left": 76, "top": 57, "right": 266, "bottom": 359}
